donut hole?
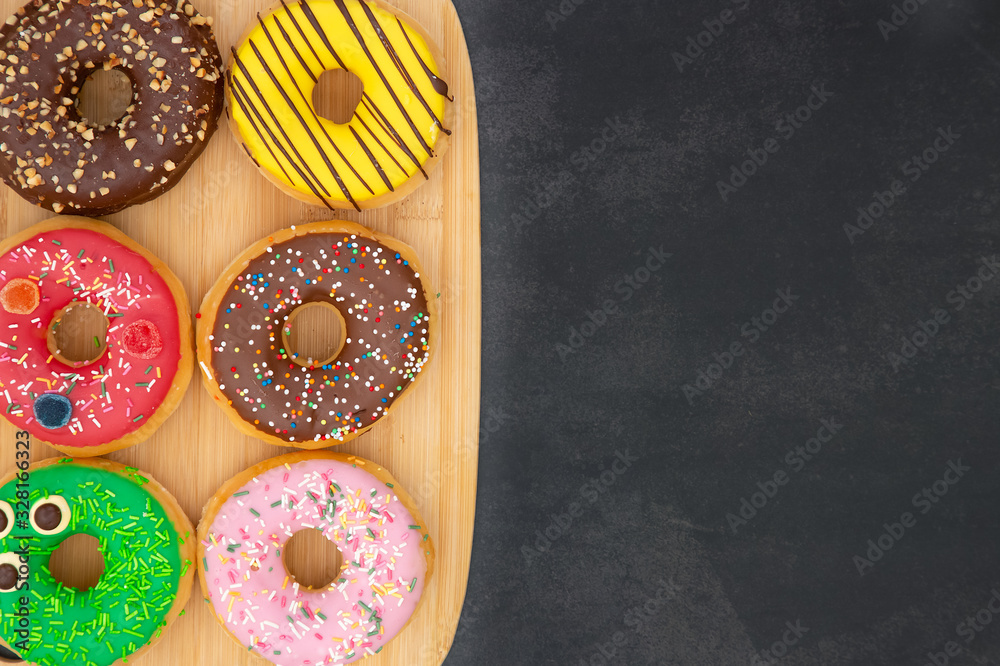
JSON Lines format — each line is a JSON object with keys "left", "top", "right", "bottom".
{"left": 282, "top": 302, "right": 347, "bottom": 368}
{"left": 48, "top": 534, "right": 105, "bottom": 592}
{"left": 77, "top": 68, "right": 133, "bottom": 126}
{"left": 313, "top": 69, "right": 365, "bottom": 125}
{"left": 47, "top": 303, "right": 109, "bottom": 368}
{"left": 282, "top": 529, "right": 343, "bottom": 590}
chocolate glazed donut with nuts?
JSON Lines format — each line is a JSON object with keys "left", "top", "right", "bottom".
{"left": 0, "top": 0, "right": 224, "bottom": 215}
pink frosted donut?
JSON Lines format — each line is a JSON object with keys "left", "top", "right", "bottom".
{"left": 197, "top": 452, "right": 434, "bottom": 665}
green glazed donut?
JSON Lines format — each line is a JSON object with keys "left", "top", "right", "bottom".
{"left": 0, "top": 458, "right": 194, "bottom": 666}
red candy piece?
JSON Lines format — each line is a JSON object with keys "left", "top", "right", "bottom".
{"left": 0, "top": 278, "right": 40, "bottom": 315}
{"left": 122, "top": 319, "right": 163, "bottom": 359}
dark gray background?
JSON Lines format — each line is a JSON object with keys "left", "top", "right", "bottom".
{"left": 446, "top": 0, "right": 1000, "bottom": 664}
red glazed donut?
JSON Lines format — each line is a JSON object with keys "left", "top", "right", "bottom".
{"left": 0, "top": 217, "right": 194, "bottom": 456}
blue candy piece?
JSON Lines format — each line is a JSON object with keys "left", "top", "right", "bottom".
{"left": 32, "top": 394, "right": 72, "bottom": 430}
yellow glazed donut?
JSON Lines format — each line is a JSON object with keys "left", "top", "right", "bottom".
{"left": 227, "top": 0, "right": 454, "bottom": 210}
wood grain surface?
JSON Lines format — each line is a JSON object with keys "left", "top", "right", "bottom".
{"left": 0, "top": 0, "right": 481, "bottom": 664}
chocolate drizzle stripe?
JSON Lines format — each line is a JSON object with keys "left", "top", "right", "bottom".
{"left": 357, "top": 1, "right": 449, "bottom": 136}
{"left": 238, "top": 42, "right": 362, "bottom": 210}
{"left": 231, "top": 82, "right": 297, "bottom": 185}
{"left": 255, "top": 15, "right": 375, "bottom": 195}
{"left": 242, "top": 119, "right": 286, "bottom": 177}
{"left": 284, "top": 0, "right": 347, "bottom": 71}
{"left": 359, "top": 97, "right": 405, "bottom": 153}
{"left": 272, "top": 11, "right": 318, "bottom": 84}
{"left": 230, "top": 65, "right": 333, "bottom": 200}
{"left": 296, "top": 2, "right": 355, "bottom": 74}
{"left": 327, "top": 0, "right": 435, "bottom": 156}
{"left": 349, "top": 125, "right": 394, "bottom": 191}
{"left": 355, "top": 110, "right": 409, "bottom": 178}
{"left": 360, "top": 95, "right": 428, "bottom": 179}
{"left": 396, "top": 18, "right": 453, "bottom": 101}
{"left": 230, "top": 78, "right": 336, "bottom": 208}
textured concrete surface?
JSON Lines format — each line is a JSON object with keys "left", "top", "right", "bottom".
{"left": 447, "top": 0, "right": 1000, "bottom": 663}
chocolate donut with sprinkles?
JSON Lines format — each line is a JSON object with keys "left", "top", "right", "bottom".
{"left": 0, "top": 457, "right": 195, "bottom": 666}
{"left": 0, "top": 0, "right": 224, "bottom": 215}
{"left": 227, "top": 0, "right": 453, "bottom": 211}
{"left": 198, "top": 451, "right": 434, "bottom": 666}
{"left": 197, "top": 221, "right": 435, "bottom": 448}
{"left": 0, "top": 217, "right": 194, "bottom": 456}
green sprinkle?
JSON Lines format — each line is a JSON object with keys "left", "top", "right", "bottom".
{"left": 270, "top": 500, "right": 282, "bottom": 508}
{"left": 145, "top": 365, "right": 153, "bottom": 375}
{"left": 249, "top": 508, "right": 260, "bottom": 517}
{"left": 51, "top": 240, "right": 61, "bottom": 245}
{"left": 408, "top": 525, "right": 421, "bottom": 530}
{"left": 233, "top": 491, "right": 250, "bottom": 497}
{"left": 409, "top": 577, "right": 417, "bottom": 592}
{"left": 132, "top": 415, "right": 144, "bottom": 422}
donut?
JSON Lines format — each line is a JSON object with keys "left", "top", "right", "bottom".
{"left": 227, "top": 0, "right": 454, "bottom": 211}
{"left": 0, "top": 0, "right": 225, "bottom": 216}
{"left": 196, "top": 221, "right": 435, "bottom": 448}
{"left": 0, "top": 457, "right": 195, "bottom": 666}
{"left": 198, "top": 451, "right": 434, "bottom": 665}
{"left": 0, "top": 217, "right": 194, "bottom": 456}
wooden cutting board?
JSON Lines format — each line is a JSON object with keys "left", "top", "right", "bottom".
{"left": 0, "top": 0, "right": 480, "bottom": 664}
